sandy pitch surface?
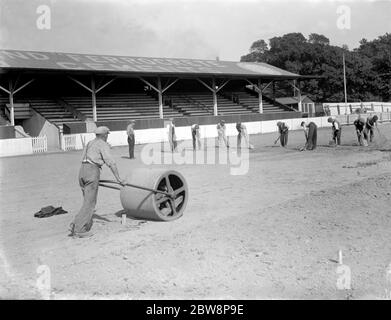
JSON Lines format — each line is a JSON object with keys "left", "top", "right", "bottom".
{"left": 1, "top": 123, "right": 391, "bottom": 299}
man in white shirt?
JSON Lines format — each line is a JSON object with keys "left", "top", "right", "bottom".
{"left": 167, "top": 118, "right": 177, "bottom": 152}
{"left": 191, "top": 123, "right": 201, "bottom": 151}
{"left": 216, "top": 120, "right": 229, "bottom": 148}
{"left": 236, "top": 122, "right": 253, "bottom": 151}
{"left": 126, "top": 120, "right": 136, "bottom": 159}
{"left": 328, "top": 117, "right": 341, "bottom": 145}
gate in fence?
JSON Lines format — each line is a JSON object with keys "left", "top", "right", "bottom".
{"left": 62, "top": 134, "right": 77, "bottom": 151}
{"left": 32, "top": 136, "right": 47, "bottom": 153}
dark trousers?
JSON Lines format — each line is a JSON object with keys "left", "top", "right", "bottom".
{"left": 169, "top": 138, "right": 177, "bottom": 152}
{"left": 364, "top": 125, "right": 374, "bottom": 142}
{"left": 280, "top": 132, "right": 288, "bottom": 147}
{"left": 333, "top": 129, "right": 341, "bottom": 145}
{"left": 128, "top": 134, "right": 135, "bottom": 158}
{"left": 306, "top": 123, "right": 317, "bottom": 150}
{"left": 356, "top": 129, "right": 364, "bottom": 145}
{"left": 71, "top": 163, "right": 100, "bottom": 233}
{"left": 192, "top": 130, "right": 201, "bottom": 150}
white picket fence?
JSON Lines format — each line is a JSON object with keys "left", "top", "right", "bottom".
{"left": 62, "top": 134, "right": 77, "bottom": 151}
{"left": 323, "top": 102, "right": 391, "bottom": 116}
{"left": 61, "top": 133, "right": 92, "bottom": 151}
{"left": 0, "top": 135, "right": 48, "bottom": 157}
{"left": 32, "top": 136, "right": 47, "bottom": 153}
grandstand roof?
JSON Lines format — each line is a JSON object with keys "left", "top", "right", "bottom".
{"left": 0, "top": 49, "right": 302, "bottom": 79}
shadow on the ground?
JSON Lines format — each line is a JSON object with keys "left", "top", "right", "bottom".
{"left": 113, "top": 209, "right": 148, "bottom": 222}
{"left": 92, "top": 213, "right": 111, "bottom": 222}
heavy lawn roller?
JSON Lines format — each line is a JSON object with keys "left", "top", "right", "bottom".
{"left": 99, "top": 169, "right": 188, "bottom": 222}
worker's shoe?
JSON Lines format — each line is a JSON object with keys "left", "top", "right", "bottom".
{"left": 69, "top": 230, "right": 94, "bottom": 238}
{"left": 68, "top": 223, "right": 75, "bottom": 237}
{"left": 72, "top": 230, "right": 94, "bottom": 238}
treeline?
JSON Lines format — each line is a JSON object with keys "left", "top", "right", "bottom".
{"left": 240, "top": 33, "right": 391, "bottom": 102}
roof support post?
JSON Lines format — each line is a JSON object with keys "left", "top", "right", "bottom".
{"left": 291, "top": 80, "right": 298, "bottom": 94}
{"left": 139, "top": 77, "right": 170, "bottom": 119}
{"left": 197, "top": 78, "right": 220, "bottom": 116}
{"left": 161, "top": 78, "right": 179, "bottom": 94}
{"left": 157, "top": 77, "right": 163, "bottom": 119}
{"left": 69, "top": 75, "right": 116, "bottom": 122}
{"left": 246, "top": 79, "right": 272, "bottom": 114}
{"left": 9, "top": 79, "right": 14, "bottom": 126}
{"left": 272, "top": 81, "right": 276, "bottom": 105}
{"left": 0, "top": 77, "right": 35, "bottom": 126}
{"left": 91, "top": 76, "right": 97, "bottom": 122}
{"left": 212, "top": 77, "right": 217, "bottom": 116}
{"left": 291, "top": 80, "right": 302, "bottom": 112}
{"left": 297, "top": 81, "right": 302, "bottom": 112}
{"left": 258, "top": 79, "right": 263, "bottom": 114}
{"left": 95, "top": 77, "right": 116, "bottom": 94}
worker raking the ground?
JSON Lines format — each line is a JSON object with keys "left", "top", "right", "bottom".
{"left": 300, "top": 121, "right": 317, "bottom": 151}
{"left": 236, "top": 122, "right": 253, "bottom": 154}
{"left": 275, "top": 121, "right": 289, "bottom": 147}
{"left": 167, "top": 118, "right": 177, "bottom": 152}
{"left": 216, "top": 120, "right": 229, "bottom": 148}
{"left": 353, "top": 115, "right": 366, "bottom": 146}
{"left": 364, "top": 114, "right": 379, "bottom": 143}
{"left": 191, "top": 123, "right": 201, "bottom": 151}
{"left": 69, "top": 126, "right": 125, "bottom": 238}
{"left": 328, "top": 117, "right": 341, "bottom": 145}
{"left": 126, "top": 120, "right": 136, "bottom": 159}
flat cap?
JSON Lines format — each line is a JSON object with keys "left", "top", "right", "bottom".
{"left": 95, "top": 126, "right": 110, "bottom": 135}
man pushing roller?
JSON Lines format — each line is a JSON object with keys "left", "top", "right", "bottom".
{"left": 69, "top": 126, "right": 125, "bottom": 238}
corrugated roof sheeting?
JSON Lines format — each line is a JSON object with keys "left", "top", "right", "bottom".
{"left": 0, "top": 50, "right": 300, "bottom": 78}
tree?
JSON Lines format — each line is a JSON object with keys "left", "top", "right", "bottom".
{"left": 240, "top": 32, "right": 391, "bottom": 102}
{"left": 250, "top": 39, "right": 268, "bottom": 54}
{"left": 308, "top": 33, "right": 330, "bottom": 45}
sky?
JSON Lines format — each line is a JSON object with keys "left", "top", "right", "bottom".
{"left": 0, "top": 0, "right": 390, "bottom": 61}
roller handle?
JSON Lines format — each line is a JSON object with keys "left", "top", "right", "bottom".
{"left": 99, "top": 179, "right": 173, "bottom": 197}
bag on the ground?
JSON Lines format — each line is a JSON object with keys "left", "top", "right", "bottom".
{"left": 34, "top": 206, "right": 68, "bottom": 218}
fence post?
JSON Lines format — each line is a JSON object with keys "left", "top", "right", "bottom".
{"left": 44, "top": 135, "right": 47, "bottom": 152}
{"left": 59, "top": 127, "right": 64, "bottom": 151}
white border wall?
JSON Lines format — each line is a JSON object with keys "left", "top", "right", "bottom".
{"left": 324, "top": 102, "right": 391, "bottom": 116}
{"left": 2, "top": 113, "right": 390, "bottom": 157}
{"left": 61, "top": 116, "right": 334, "bottom": 151}
{"left": 0, "top": 136, "right": 48, "bottom": 157}
{"left": 0, "top": 138, "right": 33, "bottom": 157}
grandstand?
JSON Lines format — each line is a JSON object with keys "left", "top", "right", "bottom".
{"left": 62, "top": 93, "right": 183, "bottom": 121}
{"left": 15, "top": 97, "right": 79, "bottom": 125}
{"left": 0, "top": 49, "right": 308, "bottom": 148}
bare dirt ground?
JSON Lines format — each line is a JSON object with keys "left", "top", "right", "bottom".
{"left": 1, "top": 122, "right": 391, "bottom": 300}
